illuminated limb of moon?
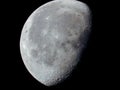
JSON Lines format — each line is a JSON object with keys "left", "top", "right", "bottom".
{"left": 20, "top": 0, "right": 91, "bottom": 86}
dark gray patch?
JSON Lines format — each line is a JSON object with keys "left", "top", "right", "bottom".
{"left": 71, "top": 41, "right": 80, "bottom": 50}
{"left": 79, "top": 30, "right": 90, "bottom": 47}
{"left": 67, "top": 30, "right": 73, "bottom": 37}
{"left": 45, "top": 50, "right": 57, "bottom": 66}
{"left": 44, "top": 57, "right": 55, "bottom": 66}
{"left": 36, "top": 49, "right": 57, "bottom": 66}
{"left": 24, "top": 30, "right": 28, "bottom": 33}
{"left": 31, "top": 49, "right": 39, "bottom": 58}
{"left": 60, "top": 41, "right": 71, "bottom": 52}
{"left": 61, "top": 40, "right": 81, "bottom": 52}
{"left": 28, "top": 25, "right": 41, "bottom": 44}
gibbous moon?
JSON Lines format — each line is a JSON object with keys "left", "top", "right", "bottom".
{"left": 20, "top": 0, "right": 91, "bottom": 86}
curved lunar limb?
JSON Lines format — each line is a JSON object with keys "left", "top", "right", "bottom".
{"left": 20, "top": 0, "right": 91, "bottom": 86}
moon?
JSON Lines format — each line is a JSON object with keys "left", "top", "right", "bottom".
{"left": 20, "top": 0, "right": 91, "bottom": 86}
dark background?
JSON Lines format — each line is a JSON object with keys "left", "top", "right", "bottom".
{"left": 2, "top": 0, "right": 118, "bottom": 89}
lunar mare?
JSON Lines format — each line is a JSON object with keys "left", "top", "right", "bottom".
{"left": 20, "top": 0, "right": 91, "bottom": 86}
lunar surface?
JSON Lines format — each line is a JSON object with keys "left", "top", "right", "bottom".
{"left": 20, "top": 0, "right": 91, "bottom": 86}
